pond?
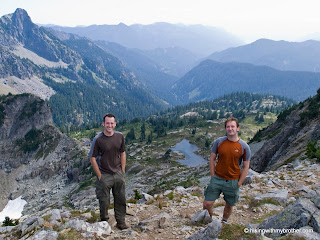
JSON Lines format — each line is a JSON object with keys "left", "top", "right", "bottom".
{"left": 170, "top": 139, "right": 208, "bottom": 167}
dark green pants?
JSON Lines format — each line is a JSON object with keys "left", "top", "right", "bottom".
{"left": 96, "top": 171, "right": 126, "bottom": 224}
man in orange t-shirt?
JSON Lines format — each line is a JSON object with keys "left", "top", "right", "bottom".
{"left": 203, "top": 117, "right": 251, "bottom": 223}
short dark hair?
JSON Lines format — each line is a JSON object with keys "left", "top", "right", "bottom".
{"left": 224, "top": 116, "right": 239, "bottom": 128}
{"left": 103, "top": 113, "right": 116, "bottom": 122}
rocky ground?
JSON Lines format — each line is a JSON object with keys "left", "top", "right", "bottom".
{"left": 0, "top": 156, "right": 319, "bottom": 240}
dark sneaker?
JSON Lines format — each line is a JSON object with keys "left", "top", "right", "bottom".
{"left": 116, "top": 223, "right": 128, "bottom": 230}
{"left": 100, "top": 218, "right": 109, "bottom": 222}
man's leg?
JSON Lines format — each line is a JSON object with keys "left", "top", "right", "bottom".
{"left": 96, "top": 173, "right": 113, "bottom": 221}
{"left": 221, "top": 179, "right": 239, "bottom": 222}
{"left": 203, "top": 200, "right": 215, "bottom": 217}
{"left": 222, "top": 203, "right": 233, "bottom": 220}
{"left": 113, "top": 171, "right": 127, "bottom": 226}
{"left": 203, "top": 175, "right": 222, "bottom": 217}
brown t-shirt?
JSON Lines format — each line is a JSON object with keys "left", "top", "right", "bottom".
{"left": 92, "top": 132, "right": 125, "bottom": 174}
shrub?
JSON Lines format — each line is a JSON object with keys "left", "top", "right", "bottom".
{"left": 306, "top": 141, "right": 320, "bottom": 162}
{"left": 16, "top": 128, "right": 42, "bottom": 152}
{"left": 134, "top": 189, "right": 142, "bottom": 200}
{"left": 2, "top": 216, "right": 19, "bottom": 226}
{"left": 0, "top": 104, "right": 5, "bottom": 127}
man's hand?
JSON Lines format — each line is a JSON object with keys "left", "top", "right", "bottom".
{"left": 90, "top": 157, "right": 102, "bottom": 180}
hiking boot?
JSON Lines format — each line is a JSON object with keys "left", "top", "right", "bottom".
{"left": 221, "top": 218, "right": 228, "bottom": 224}
{"left": 100, "top": 218, "right": 109, "bottom": 222}
{"left": 116, "top": 223, "right": 128, "bottom": 230}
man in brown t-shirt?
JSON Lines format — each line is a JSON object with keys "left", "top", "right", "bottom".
{"left": 90, "top": 113, "right": 128, "bottom": 230}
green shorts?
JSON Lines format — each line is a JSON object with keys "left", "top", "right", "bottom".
{"left": 204, "top": 175, "right": 240, "bottom": 206}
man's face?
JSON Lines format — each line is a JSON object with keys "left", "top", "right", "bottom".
{"left": 102, "top": 117, "right": 116, "bottom": 134}
{"left": 225, "top": 121, "right": 240, "bottom": 136}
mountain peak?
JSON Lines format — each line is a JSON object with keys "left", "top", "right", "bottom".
{"left": 13, "top": 8, "right": 29, "bottom": 16}
{"left": 12, "top": 8, "right": 32, "bottom": 28}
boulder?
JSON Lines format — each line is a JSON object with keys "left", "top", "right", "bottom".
{"left": 27, "top": 230, "right": 58, "bottom": 240}
{"left": 61, "top": 219, "right": 111, "bottom": 237}
{"left": 49, "top": 209, "right": 62, "bottom": 224}
{"left": 254, "top": 189, "right": 288, "bottom": 205}
{"left": 190, "top": 209, "right": 212, "bottom": 225}
{"left": 291, "top": 226, "right": 320, "bottom": 240}
{"left": 142, "top": 193, "right": 154, "bottom": 202}
{"left": 310, "top": 211, "right": 320, "bottom": 233}
{"left": 258, "top": 198, "right": 318, "bottom": 237}
{"left": 0, "top": 226, "right": 15, "bottom": 234}
{"left": 188, "top": 217, "right": 222, "bottom": 240}
{"left": 312, "top": 196, "right": 320, "bottom": 208}
{"left": 18, "top": 216, "right": 44, "bottom": 236}
{"left": 243, "top": 169, "right": 260, "bottom": 185}
{"left": 139, "top": 212, "right": 171, "bottom": 231}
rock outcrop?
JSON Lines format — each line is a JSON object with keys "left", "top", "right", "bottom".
{"left": 0, "top": 94, "right": 86, "bottom": 214}
{"left": 250, "top": 90, "right": 320, "bottom": 172}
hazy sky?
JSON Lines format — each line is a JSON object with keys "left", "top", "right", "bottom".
{"left": 1, "top": 0, "right": 319, "bottom": 43}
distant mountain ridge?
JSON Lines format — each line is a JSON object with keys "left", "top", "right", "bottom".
{"left": 0, "top": 9, "right": 167, "bottom": 127}
{"left": 172, "top": 59, "right": 320, "bottom": 104}
{"left": 207, "top": 38, "right": 320, "bottom": 72}
{"left": 48, "top": 22, "right": 243, "bottom": 57}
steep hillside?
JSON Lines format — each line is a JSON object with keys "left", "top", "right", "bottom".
{"left": 172, "top": 60, "right": 320, "bottom": 104}
{"left": 96, "top": 41, "right": 197, "bottom": 78}
{"left": 207, "top": 38, "right": 320, "bottom": 72}
{"left": 138, "top": 46, "right": 198, "bottom": 77}
{"left": 95, "top": 41, "right": 179, "bottom": 105}
{"left": 0, "top": 9, "right": 167, "bottom": 127}
{"left": 0, "top": 93, "right": 88, "bottom": 215}
{"left": 250, "top": 89, "right": 320, "bottom": 172}
{"left": 49, "top": 22, "right": 243, "bottom": 57}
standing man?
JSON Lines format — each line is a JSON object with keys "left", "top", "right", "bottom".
{"left": 90, "top": 113, "right": 128, "bottom": 230}
{"left": 203, "top": 116, "right": 251, "bottom": 223}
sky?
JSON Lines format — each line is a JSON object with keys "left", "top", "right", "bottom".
{"left": 0, "top": 0, "right": 320, "bottom": 43}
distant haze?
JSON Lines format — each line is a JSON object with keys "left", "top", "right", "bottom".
{"left": 1, "top": 0, "right": 320, "bottom": 43}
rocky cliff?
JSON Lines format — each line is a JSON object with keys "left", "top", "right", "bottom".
{"left": 0, "top": 93, "right": 87, "bottom": 214}
{"left": 250, "top": 88, "right": 320, "bottom": 172}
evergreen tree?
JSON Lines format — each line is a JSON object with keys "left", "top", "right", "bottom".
{"left": 255, "top": 112, "right": 260, "bottom": 122}
{"left": 139, "top": 122, "right": 146, "bottom": 142}
{"left": 2, "top": 217, "right": 18, "bottom": 226}
{"left": 147, "top": 132, "right": 153, "bottom": 144}
{"left": 125, "top": 128, "right": 136, "bottom": 143}
{"left": 259, "top": 114, "right": 264, "bottom": 123}
{"left": 205, "top": 138, "right": 211, "bottom": 148}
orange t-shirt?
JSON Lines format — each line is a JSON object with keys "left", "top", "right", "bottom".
{"left": 212, "top": 136, "right": 251, "bottom": 180}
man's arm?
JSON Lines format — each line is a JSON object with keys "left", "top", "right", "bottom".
{"left": 120, "top": 151, "right": 126, "bottom": 173}
{"left": 90, "top": 157, "right": 101, "bottom": 180}
{"left": 209, "top": 152, "right": 217, "bottom": 177}
{"left": 238, "top": 160, "right": 250, "bottom": 186}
